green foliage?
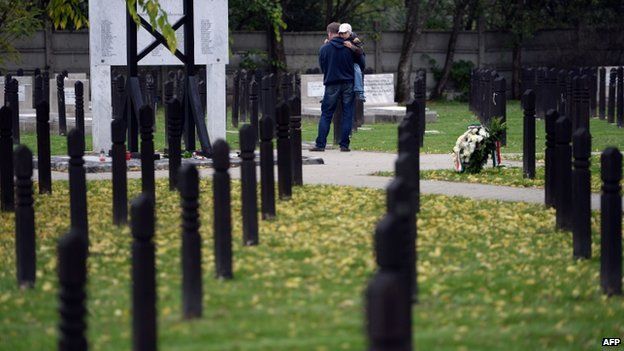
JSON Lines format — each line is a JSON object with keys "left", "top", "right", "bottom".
{"left": 0, "top": 0, "right": 42, "bottom": 66}
{"left": 425, "top": 54, "right": 474, "bottom": 101}
{"left": 230, "top": 0, "right": 286, "bottom": 40}
{"left": 127, "top": 0, "right": 177, "bottom": 51}
{"left": 46, "top": 0, "right": 88, "bottom": 30}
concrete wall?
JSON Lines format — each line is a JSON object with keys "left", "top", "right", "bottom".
{"left": 3, "top": 28, "right": 623, "bottom": 93}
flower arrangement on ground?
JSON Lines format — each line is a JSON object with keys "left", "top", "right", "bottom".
{"left": 452, "top": 118, "right": 506, "bottom": 173}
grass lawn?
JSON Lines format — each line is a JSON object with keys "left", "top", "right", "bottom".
{"left": 1, "top": 180, "right": 623, "bottom": 350}
{"left": 17, "top": 101, "right": 624, "bottom": 156}
{"left": 373, "top": 155, "right": 624, "bottom": 192}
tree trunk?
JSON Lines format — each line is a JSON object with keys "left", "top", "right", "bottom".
{"left": 395, "top": 0, "right": 422, "bottom": 103}
{"left": 512, "top": 42, "right": 522, "bottom": 99}
{"left": 267, "top": 24, "right": 287, "bottom": 73}
{"left": 325, "top": 0, "right": 334, "bottom": 24}
{"left": 431, "top": 0, "right": 469, "bottom": 100}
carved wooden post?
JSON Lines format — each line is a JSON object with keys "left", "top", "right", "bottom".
{"left": 36, "top": 101, "right": 52, "bottom": 194}
{"left": 75, "top": 81, "right": 85, "bottom": 137}
{"left": 232, "top": 71, "right": 240, "bottom": 128}
{"left": 259, "top": 116, "right": 276, "bottom": 219}
{"left": 366, "top": 271, "right": 411, "bottom": 351}
{"left": 239, "top": 69, "right": 248, "bottom": 123}
{"left": 599, "top": 67, "right": 606, "bottom": 120}
{"left": 572, "top": 127, "right": 591, "bottom": 259}
{"left": 289, "top": 95, "right": 303, "bottom": 186}
{"left": 43, "top": 71, "right": 50, "bottom": 105}
{"left": 557, "top": 69, "right": 567, "bottom": 114}
{"left": 178, "top": 164, "right": 203, "bottom": 318}
{"left": 414, "top": 75, "right": 426, "bottom": 147}
{"left": 617, "top": 67, "right": 623, "bottom": 128}
{"left": 68, "top": 128, "right": 89, "bottom": 243}
{"left": 14, "top": 145, "right": 36, "bottom": 289}
{"left": 544, "top": 110, "right": 557, "bottom": 208}
{"left": 57, "top": 74, "right": 67, "bottom": 136}
{"left": 249, "top": 77, "right": 259, "bottom": 142}
{"left": 112, "top": 118, "right": 128, "bottom": 225}
{"left": 34, "top": 74, "right": 44, "bottom": 106}
{"left": 6, "top": 78, "right": 20, "bottom": 144}
{"left": 276, "top": 102, "right": 293, "bottom": 200}
{"left": 522, "top": 90, "right": 536, "bottom": 179}
{"left": 113, "top": 75, "right": 126, "bottom": 122}
{"left": 130, "top": 194, "right": 157, "bottom": 351}
{"left": 590, "top": 68, "right": 598, "bottom": 117}
{"left": 167, "top": 97, "right": 183, "bottom": 191}
{"left": 578, "top": 75, "right": 590, "bottom": 132}
{"left": 607, "top": 68, "right": 616, "bottom": 124}
{"left": 600, "top": 147, "right": 622, "bottom": 295}
{"left": 213, "top": 140, "right": 233, "bottom": 279}
{"left": 57, "top": 229, "right": 88, "bottom": 351}
{"left": 260, "top": 74, "right": 271, "bottom": 122}
{"left": 139, "top": 105, "right": 155, "bottom": 200}
{"left": 399, "top": 112, "right": 420, "bottom": 213}
{"left": 0, "top": 106, "right": 14, "bottom": 211}
{"left": 555, "top": 115, "right": 572, "bottom": 231}
{"left": 394, "top": 155, "right": 418, "bottom": 301}
{"left": 239, "top": 124, "right": 259, "bottom": 246}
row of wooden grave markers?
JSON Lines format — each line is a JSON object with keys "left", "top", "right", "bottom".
{"left": 519, "top": 67, "right": 623, "bottom": 296}
{"left": 1, "top": 68, "right": 309, "bottom": 347}
{"left": 521, "top": 66, "right": 624, "bottom": 128}
{"left": 3, "top": 70, "right": 88, "bottom": 142}
{"left": 366, "top": 100, "right": 422, "bottom": 350}
{"left": 469, "top": 69, "right": 508, "bottom": 145}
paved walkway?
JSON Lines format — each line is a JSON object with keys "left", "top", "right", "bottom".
{"left": 45, "top": 150, "right": 621, "bottom": 211}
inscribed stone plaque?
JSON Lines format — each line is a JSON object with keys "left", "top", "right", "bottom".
{"left": 363, "top": 74, "right": 395, "bottom": 106}
{"left": 307, "top": 81, "right": 325, "bottom": 97}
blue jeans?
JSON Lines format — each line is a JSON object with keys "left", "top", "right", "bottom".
{"left": 315, "top": 83, "right": 354, "bottom": 148}
{"left": 354, "top": 64, "right": 364, "bottom": 94}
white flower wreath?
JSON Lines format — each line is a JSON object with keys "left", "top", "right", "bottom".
{"left": 452, "top": 126, "right": 490, "bottom": 171}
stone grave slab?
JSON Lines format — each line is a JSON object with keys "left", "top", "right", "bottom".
{"left": 50, "top": 78, "right": 91, "bottom": 115}
{"left": 300, "top": 73, "right": 438, "bottom": 123}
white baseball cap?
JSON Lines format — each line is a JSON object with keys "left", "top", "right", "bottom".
{"left": 338, "top": 23, "right": 352, "bottom": 34}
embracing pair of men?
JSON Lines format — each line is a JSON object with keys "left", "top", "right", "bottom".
{"left": 311, "top": 22, "right": 366, "bottom": 152}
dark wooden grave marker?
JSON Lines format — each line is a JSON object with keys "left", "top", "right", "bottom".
{"left": 522, "top": 90, "right": 536, "bottom": 179}
{"left": 112, "top": 118, "right": 128, "bottom": 225}
{"left": 544, "top": 109, "right": 558, "bottom": 208}
{"left": 289, "top": 95, "right": 303, "bottom": 186}
{"left": 259, "top": 116, "right": 276, "bottom": 219}
{"left": 555, "top": 115, "right": 572, "bottom": 231}
{"left": 0, "top": 106, "right": 14, "bottom": 211}
{"left": 36, "top": 101, "right": 52, "bottom": 194}
{"left": 14, "top": 145, "right": 36, "bottom": 289}
{"left": 68, "top": 128, "right": 89, "bottom": 242}
{"left": 139, "top": 105, "right": 155, "bottom": 200}
{"left": 166, "top": 96, "right": 183, "bottom": 191}
{"left": 75, "top": 81, "right": 85, "bottom": 137}
{"left": 213, "top": 140, "right": 233, "bottom": 279}
{"left": 130, "top": 194, "right": 157, "bottom": 351}
{"left": 572, "top": 127, "right": 591, "bottom": 259}
{"left": 57, "top": 229, "right": 88, "bottom": 351}
{"left": 600, "top": 147, "right": 622, "bottom": 296}
{"left": 178, "top": 164, "right": 203, "bottom": 318}
{"left": 239, "top": 124, "right": 259, "bottom": 246}
{"left": 57, "top": 74, "right": 67, "bottom": 136}
{"left": 276, "top": 102, "right": 293, "bottom": 200}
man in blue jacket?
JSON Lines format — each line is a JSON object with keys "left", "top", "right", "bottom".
{"left": 311, "top": 22, "right": 365, "bottom": 152}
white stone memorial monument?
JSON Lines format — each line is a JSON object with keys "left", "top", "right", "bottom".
{"left": 89, "top": 0, "right": 228, "bottom": 152}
